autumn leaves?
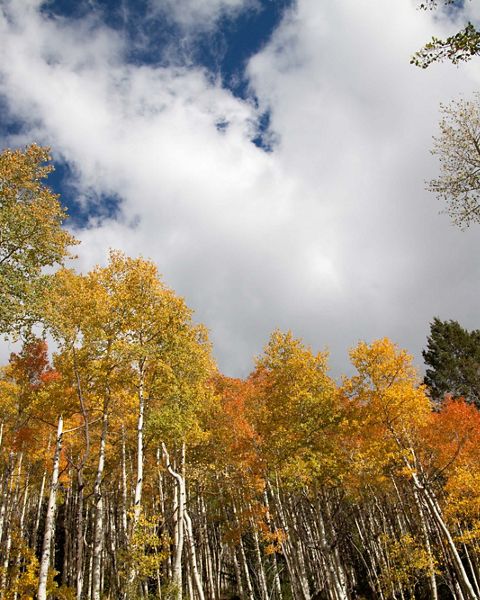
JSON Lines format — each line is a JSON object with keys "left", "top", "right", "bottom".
{"left": 2, "top": 144, "right": 480, "bottom": 598}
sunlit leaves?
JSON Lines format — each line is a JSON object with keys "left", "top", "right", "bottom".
{"left": 412, "top": 1, "right": 480, "bottom": 68}
{"left": 0, "top": 145, "right": 77, "bottom": 335}
{"left": 378, "top": 533, "right": 435, "bottom": 598}
{"left": 251, "top": 330, "right": 341, "bottom": 485}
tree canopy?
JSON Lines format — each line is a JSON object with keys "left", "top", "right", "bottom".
{"left": 2, "top": 141, "right": 480, "bottom": 598}
{"left": 0, "top": 145, "right": 77, "bottom": 335}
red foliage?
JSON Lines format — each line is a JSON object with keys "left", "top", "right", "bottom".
{"left": 9, "top": 338, "right": 54, "bottom": 389}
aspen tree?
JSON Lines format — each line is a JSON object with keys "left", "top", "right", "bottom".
{"left": 0, "top": 145, "right": 76, "bottom": 335}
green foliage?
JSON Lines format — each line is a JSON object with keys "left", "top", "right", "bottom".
{"left": 412, "top": 1, "right": 480, "bottom": 68}
{"left": 412, "top": 23, "right": 480, "bottom": 68}
{"left": 0, "top": 145, "right": 77, "bottom": 335}
{"left": 423, "top": 317, "right": 480, "bottom": 405}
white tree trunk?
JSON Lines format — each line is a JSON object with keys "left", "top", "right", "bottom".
{"left": 133, "top": 367, "right": 145, "bottom": 529}
{"left": 162, "top": 442, "right": 186, "bottom": 600}
{"left": 412, "top": 471, "right": 478, "bottom": 600}
{"left": 38, "top": 415, "right": 63, "bottom": 600}
{"left": 92, "top": 411, "right": 108, "bottom": 600}
{"left": 184, "top": 509, "right": 205, "bottom": 600}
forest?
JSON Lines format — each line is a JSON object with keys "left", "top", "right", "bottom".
{"left": 1, "top": 139, "right": 480, "bottom": 600}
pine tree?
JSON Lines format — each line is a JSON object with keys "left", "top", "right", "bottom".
{"left": 423, "top": 317, "right": 480, "bottom": 406}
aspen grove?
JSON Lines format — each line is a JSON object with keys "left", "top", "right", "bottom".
{"left": 2, "top": 147, "right": 480, "bottom": 600}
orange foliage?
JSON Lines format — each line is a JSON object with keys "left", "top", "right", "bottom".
{"left": 422, "top": 397, "right": 480, "bottom": 475}
{"left": 209, "top": 374, "right": 262, "bottom": 486}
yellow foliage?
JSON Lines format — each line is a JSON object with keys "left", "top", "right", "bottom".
{"left": 378, "top": 533, "right": 436, "bottom": 599}
{"left": 119, "top": 511, "right": 169, "bottom": 590}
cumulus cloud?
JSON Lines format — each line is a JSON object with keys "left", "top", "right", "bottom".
{"left": 0, "top": 0, "right": 479, "bottom": 377}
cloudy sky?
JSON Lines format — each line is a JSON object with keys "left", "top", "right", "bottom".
{"left": 1, "top": 0, "right": 479, "bottom": 378}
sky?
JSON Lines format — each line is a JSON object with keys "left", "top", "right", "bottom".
{"left": 1, "top": 0, "right": 480, "bottom": 378}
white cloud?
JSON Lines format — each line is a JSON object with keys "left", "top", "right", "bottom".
{"left": 149, "top": 0, "right": 257, "bottom": 32}
{"left": 0, "top": 0, "right": 480, "bottom": 377}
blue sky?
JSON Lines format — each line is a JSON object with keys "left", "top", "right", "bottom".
{"left": 1, "top": 0, "right": 480, "bottom": 377}
{"left": 37, "top": 0, "right": 292, "bottom": 224}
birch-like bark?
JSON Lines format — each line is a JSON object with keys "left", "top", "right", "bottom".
{"left": 162, "top": 442, "right": 185, "bottom": 600}
{"left": 411, "top": 471, "right": 478, "bottom": 600}
{"left": 232, "top": 548, "right": 245, "bottom": 599}
{"left": 231, "top": 501, "right": 255, "bottom": 600}
{"left": 317, "top": 504, "right": 347, "bottom": 600}
{"left": 201, "top": 494, "right": 216, "bottom": 600}
{"left": 92, "top": 410, "right": 108, "bottom": 600}
{"left": 133, "top": 362, "right": 145, "bottom": 530}
{"left": 1, "top": 453, "right": 24, "bottom": 597}
{"left": 463, "top": 540, "right": 480, "bottom": 597}
{"left": 184, "top": 510, "right": 205, "bottom": 600}
{"left": 0, "top": 452, "right": 14, "bottom": 544}
{"left": 269, "top": 477, "right": 304, "bottom": 600}
{"left": 286, "top": 497, "right": 311, "bottom": 600}
{"left": 264, "top": 488, "right": 283, "bottom": 599}
{"left": 33, "top": 434, "right": 51, "bottom": 551}
{"left": 12, "top": 470, "right": 29, "bottom": 600}
{"left": 121, "top": 426, "right": 128, "bottom": 538}
{"left": 412, "top": 483, "right": 438, "bottom": 600}
{"left": 38, "top": 415, "right": 63, "bottom": 600}
{"left": 250, "top": 515, "right": 269, "bottom": 600}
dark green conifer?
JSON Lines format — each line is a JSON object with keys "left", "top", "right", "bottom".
{"left": 423, "top": 317, "right": 480, "bottom": 406}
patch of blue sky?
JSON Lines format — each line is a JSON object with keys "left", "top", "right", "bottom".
{"left": 191, "top": 0, "right": 292, "bottom": 98}
{"left": 19, "top": 0, "right": 293, "bottom": 224}
{"left": 0, "top": 97, "right": 24, "bottom": 137}
{"left": 252, "top": 109, "right": 276, "bottom": 152}
{"left": 47, "top": 160, "right": 122, "bottom": 228}
{"left": 40, "top": 0, "right": 292, "bottom": 97}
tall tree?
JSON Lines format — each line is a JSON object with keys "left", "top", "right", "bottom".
{"left": 0, "top": 145, "right": 77, "bottom": 335}
{"left": 423, "top": 317, "right": 480, "bottom": 405}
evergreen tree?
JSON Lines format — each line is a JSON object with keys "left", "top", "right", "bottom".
{"left": 423, "top": 317, "right": 480, "bottom": 405}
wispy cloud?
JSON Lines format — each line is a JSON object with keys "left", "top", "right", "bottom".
{"left": 149, "top": 0, "right": 257, "bottom": 32}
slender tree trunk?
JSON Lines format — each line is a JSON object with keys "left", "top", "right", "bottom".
{"left": 232, "top": 501, "right": 255, "bottom": 600}
{"left": 121, "top": 425, "right": 128, "bottom": 539}
{"left": 92, "top": 410, "right": 108, "bottom": 600}
{"left": 184, "top": 510, "right": 205, "bottom": 600}
{"left": 33, "top": 436, "right": 50, "bottom": 551}
{"left": 133, "top": 364, "right": 145, "bottom": 529}
{"left": 412, "top": 471, "right": 478, "bottom": 600}
{"left": 38, "top": 415, "right": 63, "bottom": 600}
{"left": 127, "top": 363, "right": 146, "bottom": 596}
{"left": 412, "top": 483, "right": 438, "bottom": 600}
{"left": 162, "top": 442, "right": 186, "bottom": 600}
{"left": 264, "top": 488, "right": 283, "bottom": 600}
{"left": 0, "top": 452, "right": 14, "bottom": 544}
{"left": 75, "top": 471, "right": 85, "bottom": 600}
{"left": 250, "top": 515, "right": 269, "bottom": 600}
{"left": 12, "top": 469, "right": 29, "bottom": 600}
